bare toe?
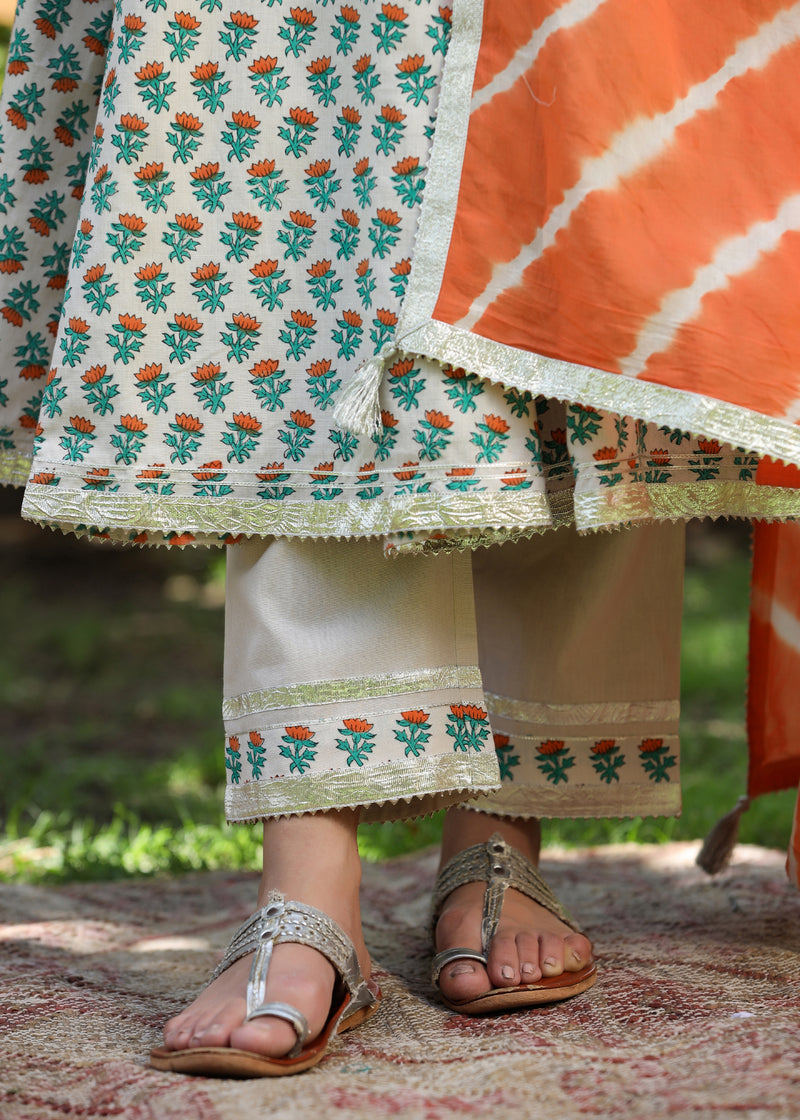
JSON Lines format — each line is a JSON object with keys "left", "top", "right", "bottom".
{"left": 538, "top": 931, "right": 566, "bottom": 977}
{"left": 564, "top": 931, "right": 594, "bottom": 971}
{"left": 486, "top": 933, "right": 521, "bottom": 988}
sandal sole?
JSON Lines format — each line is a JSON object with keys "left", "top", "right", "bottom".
{"left": 441, "top": 962, "right": 597, "bottom": 1015}
{"left": 149, "top": 991, "right": 380, "bottom": 1078}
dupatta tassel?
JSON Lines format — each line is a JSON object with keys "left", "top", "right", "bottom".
{"left": 696, "top": 795, "right": 751, "bottom": 874}
{"left": 333, "top": 346, "right": 395, "bottom": 437}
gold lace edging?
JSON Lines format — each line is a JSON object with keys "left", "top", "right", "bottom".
{"left": 0, "top": 449, "right": 33, "bottom": 488}
{"left": 469, "top": 781, "right": 682, "bottom": 821}
{"left": 394, "top": 319, "right": 800, "bottom": 469}
{"left": 575, "top": 480, "right": 800, "bottom": 528}
{"left": 224, "top": 751, "right": 501, "bottom": 822}
{"left": 484, "top": 694, "right": 680, "bottom": 728}
{"left": 223, "top": 665, "right": 485, "bottom": 720}
{"left": 20, "top": 483, "right": 557, "bottom": 544}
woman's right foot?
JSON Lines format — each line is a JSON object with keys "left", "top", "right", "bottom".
{"left": 161, "top": 810, "right": 369, "bottom": 1059}
{"left": 434, "top": 810, "right": 593, "bottom": 1007}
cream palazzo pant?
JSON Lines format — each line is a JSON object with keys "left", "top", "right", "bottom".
{"left": 222, "top": 524, "right": 685, "bottom": 824}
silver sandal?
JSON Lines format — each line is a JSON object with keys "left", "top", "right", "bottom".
{"left": 431, "top": 834, "right": 596, "bottom": 1013}
{"left": 150, "top": 891, "right": 379, "bottom": 1077}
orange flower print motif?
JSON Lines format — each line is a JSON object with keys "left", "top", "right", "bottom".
{"left": 414, "top": 409, "right": 453, "bottom": 461}
{"left": 373, "top": 5, "right": 408, "bottom": 56}
{"left": 369, "top": 208, "right": 401, "bottom": 258}
{"left": 501, "top": 468, "right": 530, "bottom": 490}
{"left": 222, "top": 12, "right": 260, "bottom": 67}
{"left": 696, "top": 438, "right": 720, "bottom": 455}
{"left": 638, "top": 738, "right": 676, "bottom": 783}
{"left": 689, "top": 438, "right": 722, "bottom": 482}
{"left": 374, "top": 105, "right": 406, "bottom": 154}
{"left": 446, "top": 702, "right": 490, "bottom": 753}
{"left": 60, "top": 415, "right": 97, "bottom": 462}
{"left": 222, "top": 110, "right": 261, "bottom": 163}
{"left": 441, "top": 468, "right": 472, "bottom": 495}
{"left": 166, "top": 414, "right": 205, "bottom": 465}
{"left": 472, "top": 414, "right": 510, "bottom": 463}
{"left": 279, "top": 408, "right": 316, "bottom": 461}
{"left": 493, "top": 733, "right": 521, "bottom": 781}
{"left": 245, "top": 727, "right": 267, "bottom": 779}
{"left": 112, "top": 414, "right": 148, "bottom": 465}
{"left": 223, "top": 412, "right": 263, "bottom": 464}
{"left": 279, "top": 8, "right": 317, "bottom": 59}
{"left": 591, "top": 739, "right": 626, "bottom": 784}
{"left": 394, "top": 460, "right": 421, "bottom": 481}
{"left": 593, "top": 446, "right": 618, "bottom": 462}
{"left": 372, "top": 307, "right": 399, "bottom": 351}
{"left": 279, "top": 725, "right": 318, "bottom": 775}
{"left": 396, "top": 54, "right": 436, "bottom": 109}
{"left": 390, "top": 256, "right": 412, "bottom": 297}
{"left": 226, "top": 734, "right": 242, "bottom": 783}
{"left": 257, "top": 461, "right": 290, "bottom": 485}
{"left": 281, "top": 104, "right": 319, "bottom": 157}
{"left": 536, "top": 739, "right": 574, "bottom": 785}
{"left": 394, "top": 709, "right": 432, "bottom": 757}
{"left": 332, "top": 6, "right": 361, "bottom": 56}
{"left": 111, "top": 113, "right": 149, "bottom": 164}
{"left": 278, "top": 209, "right": 317, "bottom": 260}
{"left": 336, "top": 718, "right": 376, "bottom": 767}
{"left": 281, "top": 309, "right": 317, "bottom": 360}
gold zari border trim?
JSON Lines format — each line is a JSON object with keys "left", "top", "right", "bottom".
{"left": 0, "top": 449, "right": 34, "bottom": 489}
{"left": 224, "top": 752, "right": 501, "bottom": 821}
{"left": 223, "top": 665, "right": 485, "bottom": 720}
{"left": 469, "top": 781, "right": 681, "bottom": 820}
{"left": 21, "top": 485, "right": 556, "bottom": 543}
{"left": 574, "top": 480, "right": 800, "bottom": 528}
{"left": 21, "top": 476, "right": 800, "bottom": 549}
{"left": 484, "top": 695, "right": 680, "bottom": 727}
{"left": 394, "top": 319, "right": 800, "bottom": 469}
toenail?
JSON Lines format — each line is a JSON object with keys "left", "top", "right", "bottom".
{"left": 571, "top": 949, "right": 585, "bottom": 964}
{"left": 501, "top": 965, "right": 515, "bottom": 979}
{"left": 448, "top": 963, "right": 476, "bottom": 977}
{"left": 521, "top": 962, "right": 536, "bottom": 975}
{"left": 543, "top": 957, "right": 558, "bottom": 969}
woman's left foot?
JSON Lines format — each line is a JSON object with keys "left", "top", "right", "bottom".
{"left": 434, "top": 810, "right": 594, "bottom": 1008}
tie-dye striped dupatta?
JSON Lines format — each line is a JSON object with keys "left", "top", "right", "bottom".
{"left": 749, "top": 466, "right": 800, "bottom": 887}
{"left": 388, "top": 0, "right": 800, "bottom": 878}
{"left": 393, "top": 0, "right": 800, "bottom": 466}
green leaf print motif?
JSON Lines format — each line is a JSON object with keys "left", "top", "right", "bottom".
{"left": 591, "top": 740, "right": 626, "bottom": 784}
{"left": 536, "top": 740, "right": 575, "bottom": 785}
{"left": 639, "top": 739, "right": 676, "bottom": 783}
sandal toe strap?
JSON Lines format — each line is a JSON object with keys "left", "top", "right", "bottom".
{"left": 431, "top": 947, "right": 487, "bottom": 987}
{"left": 245, "top": 1000, "right": 309, "bottom": 1060}
{"left": 210, "top": 891, "right": 377, "bottom": 1055}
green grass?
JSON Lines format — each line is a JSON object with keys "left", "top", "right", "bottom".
{"left": 0, "top": 520, "right": 795, "bottom": 883}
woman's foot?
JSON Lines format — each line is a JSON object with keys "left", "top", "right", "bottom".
{"left": 434, "top": 809, "right": 593, "bottom": 1007}
{"left": 161, "top": 809, "right": 369, "bottom": 1059}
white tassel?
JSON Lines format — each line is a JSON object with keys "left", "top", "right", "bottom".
{"left": 333, "top": 346, "right": 394, "bottom": 436}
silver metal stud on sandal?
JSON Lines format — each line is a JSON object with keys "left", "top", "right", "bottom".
{"left": 150, "top": 891, "right": 380, "bottom": 1077}
{"left": 431, "top": 834, "right": 596, "bottom": 1014}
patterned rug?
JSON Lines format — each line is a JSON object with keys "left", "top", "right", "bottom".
{"left": 1, "top": 843, "right": 799, "bottom": 1119}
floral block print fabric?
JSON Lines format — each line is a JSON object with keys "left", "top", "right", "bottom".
{"left": 0, "top": 0, "right": 792, "bottom": 550}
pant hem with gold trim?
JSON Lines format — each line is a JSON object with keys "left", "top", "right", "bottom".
{"left": 222, "top": 523, "right": 684, "bottom": 824}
